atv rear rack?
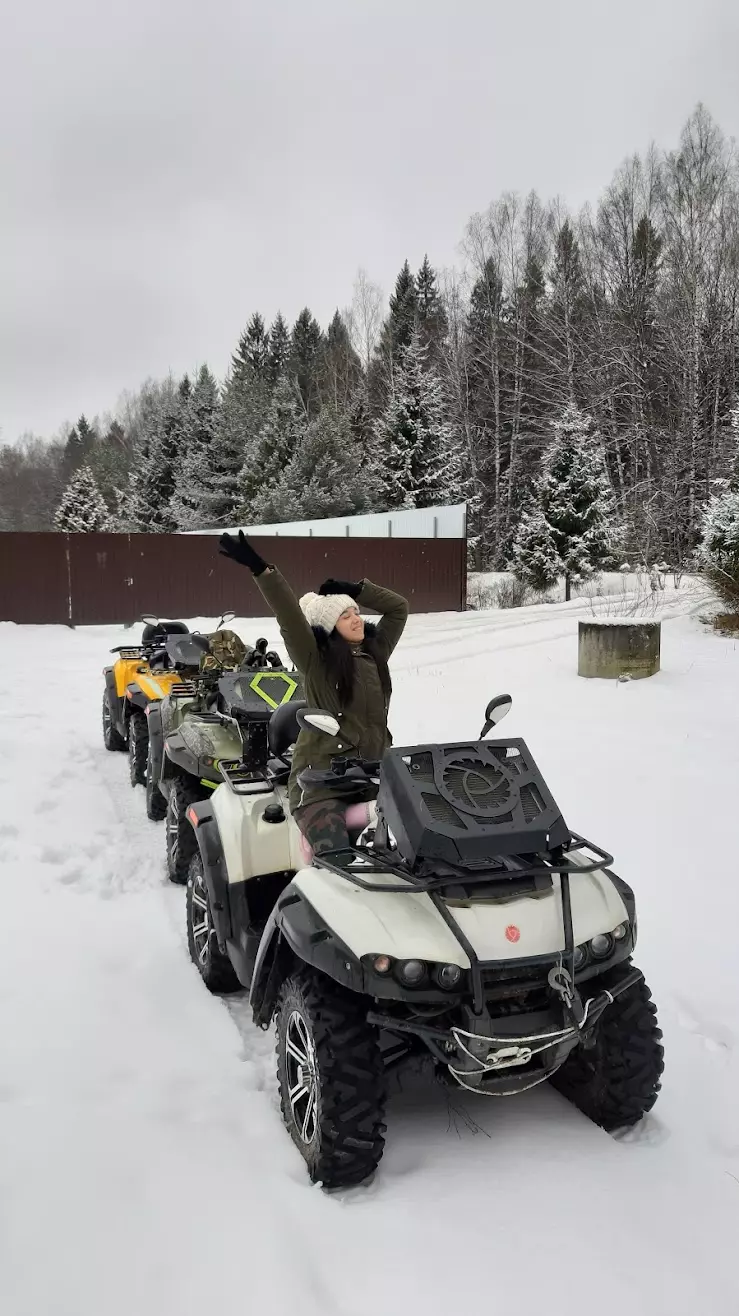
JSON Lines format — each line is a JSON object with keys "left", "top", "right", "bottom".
{"left": 217, "top": 759, "right": 272, "bottom": 795}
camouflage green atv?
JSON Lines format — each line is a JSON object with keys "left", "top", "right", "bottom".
{"left": 145, "top": 630, "right": 303, "bottom": 883}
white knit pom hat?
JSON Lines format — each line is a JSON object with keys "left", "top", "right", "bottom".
{"left": 299, "top": 591, "right": 359, "bottom": 634}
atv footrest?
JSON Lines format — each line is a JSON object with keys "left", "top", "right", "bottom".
{"left": 218, "top": 759, "right": 272, "bottom": 795}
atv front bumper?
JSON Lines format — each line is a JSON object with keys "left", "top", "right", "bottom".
{"left": 368, "top": 966, "right": 643, "bottom": 1095}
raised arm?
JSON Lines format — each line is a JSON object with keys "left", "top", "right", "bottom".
{"left": 254, "top": 568, "right": 318, "bottom": 672}
{"left": 318, "top": 575, "right": 409, "bottom": 660}
{"left": 358, "top": 579, "right": 409, "bottom": 659}
{"left": 218, "top": 532, "right": 317, "bottom": 673}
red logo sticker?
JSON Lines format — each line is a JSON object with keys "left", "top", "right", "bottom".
{"left": 505, "top": 925, "right": 521, "bottom": 943}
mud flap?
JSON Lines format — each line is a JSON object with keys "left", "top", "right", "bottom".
{"left": 105, "top": 669, "right": 126, "bottom": 738}
{"left": 146, "top": 703, "right": 164, "bottom": 782}
{"left": 187, "top": 801, "right": 232, "bottom": 947}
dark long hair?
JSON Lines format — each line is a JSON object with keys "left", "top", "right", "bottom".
{"left": 312, "top": 621, "right": 392, "bottom": 708}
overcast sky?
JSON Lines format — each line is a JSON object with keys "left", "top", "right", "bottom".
{"left": 1, "top": 0, "right": 737, "bottom": 443}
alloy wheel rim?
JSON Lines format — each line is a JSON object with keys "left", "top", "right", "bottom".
{"left": 285, "top": 1009, "right": 318, "bottom": 1144}
{"left": 190, "top": 866, "right": 211, "bottom": 966}
{"left": 168, "top": 794, "right": 179, "bottom": 862}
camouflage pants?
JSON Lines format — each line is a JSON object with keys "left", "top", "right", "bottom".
{"left": 293, "top": 801, "right": 350, "bottom": 856}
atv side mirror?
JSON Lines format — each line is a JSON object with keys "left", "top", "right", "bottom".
{"left": 479, "top": 694, "right": 513, "bottom": 738}
{"left": 215, "top": 610, "right": 236, "bottom": 629}
{"left": 297, "top": 707, "right": 340, "bottom": 738}
{"left": 141, "top": 613, "right": 159, "bottom": 626}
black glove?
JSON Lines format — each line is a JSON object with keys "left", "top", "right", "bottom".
{"left": 218, "top": 531, "right": 268, "bottom": 577}
{"left": 318, "top": 578, "right": 362, "bottom": 600}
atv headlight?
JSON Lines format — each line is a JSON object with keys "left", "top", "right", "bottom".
{"left": 589, "top": 933, "right": 614, "bottom": 960}
{"left": 397, "top": 959, "right": 427, "bottom": 986}
{"left": 613, "top": 922, "right": 628, "bottom": 942}
{"left": 573, "top": 944, "right": 588, "bottom": 970}
{"left": 434, "top": 963, "right": 462, "bottom": 990}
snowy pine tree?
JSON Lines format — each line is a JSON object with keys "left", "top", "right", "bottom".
{"left": 240, "top": 313, "right": 271, "bottom": 379}
{"left": 213, "top": 328, "right": 273, "bottom": 528}
{"left": 386, "top": 260, "right": 418, "bottom": 354}
{"left": 54, "top": 464, "right": 111, "bottom": 531}
{"left": 512, "top": 507, "right": 561, "bottom": 592}
{"left": 514, "top": 403, "right": 621, "bottom": 599}
{"left": 267, "top": 313, "right": 291, "bottom": 386}
{"left": 238, "top": 376, "right": 305, "bottom": 521}
{"left": 125, "top": 377, "right": 187, "bottom": 531}
{"left": 63, "top": 414, "right": 98, "bottom": 475}
{"left": 416, "top": 255, "right": 448, "bottom": 356}
{"left": 373, "top": 330, "right": 454, "bottom": 509}
{"left": 170, "top": 366, "right": 222, "bottom": 529}
{"left": 290, "top": 309, "right": 324, "bottom": 417}
{"left": 250, "top": 409, "right": 373, "bottom": 524}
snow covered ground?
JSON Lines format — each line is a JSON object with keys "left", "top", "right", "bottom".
{"left": 2, "top": 583, "right": 739, "bottom": 1316}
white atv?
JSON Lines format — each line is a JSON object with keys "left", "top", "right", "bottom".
{"left": 184, "top": 696, "right": 664, "bottom": 1188}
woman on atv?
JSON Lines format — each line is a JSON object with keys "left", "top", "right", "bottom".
{"left": 218, "top": 531, "right": 408, "bottom": 856}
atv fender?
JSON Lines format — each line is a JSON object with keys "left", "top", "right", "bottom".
{"left": 125, "top": 683, "right": 149, "bottom": 715}
{"left": 147, "top": 703, "right": 164, "bottom": 781}
{"left": 187, "top": 799, "right": 232, "bottom": 947}
{"left": 250, "top": 883, "right": 364, "bottom": 1027}
{"left": 104, "top": 669, "right": 125, "bottom": 736}
{"left": 161, "top": 730, "right": 190, "bottom": 781}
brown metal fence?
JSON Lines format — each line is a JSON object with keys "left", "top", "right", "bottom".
{"left": 0, "top": 533, "right": 467, "bottom": 625}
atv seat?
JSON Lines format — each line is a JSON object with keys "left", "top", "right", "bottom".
{"left": 268, "top": 700, "right": 307, "bottom": 759}
{"left": 142, "top": 620, "right": 190, "bottom": 647}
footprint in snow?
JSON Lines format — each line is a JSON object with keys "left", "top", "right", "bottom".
{"left": 40, "top": 844, "right": 72, "bottom": 865}
{"left": 674, "top": 996, "right": 735, "bottom": 1054}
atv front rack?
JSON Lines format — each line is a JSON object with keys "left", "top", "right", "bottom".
{"left": 315, "top": 833, "right": 613, "bottom": 895}
{"left": 317, "top": 834, "right": 615, "bottom": 1015}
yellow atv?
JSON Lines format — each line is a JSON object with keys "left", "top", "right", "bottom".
{"left": 102, "top": 613, "right": 194, "bottom": 787}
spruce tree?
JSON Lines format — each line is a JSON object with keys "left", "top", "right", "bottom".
{"left": 549, "top": 219, "right": 585, "bottom": 402}
{"left": 267, "top": 313, "right": 291, "bottom": 386}
{"left": 125, "top": 377, "right": 185, "bottom": 531}
{"left": 387, "top": 260, "right": 418, "bottom": 353}
{"left": 515, "top": 403, "right": 621, "bottom": 600}
{"left": 250, "top": 409, "right": 373, "bottom": 524}
{"left": 63, "top": 414, "right": 98, "bottom": 475}
{"left": 170, "top": 365, "right": 221, "bottom": 529}
{"left": 87, "top": 418, "right": 132, "bottom": 512}
{"left": 512, "top": 507, "right": 561, "bottom": 592}
{"left": 54, "top": 464, "right": 111, "bottom": 531}
{"left": 238, "top": 376, "right": 305, "bottom": 520}
{"left": 242, "top": 312, "right": 271, "bottom": 378}
{"left": 219, "top": 322, "right": 273, "bottom": 526}
{"left": 320, "top": 311, "right": 363, "bottom": 410}
{"left": 416, "top": 255, "right": 448, "bottom": 355}
{"left": 290, "top": 309, "right": 324, "bottom": 417}
{"left": 373, "top": 330, "right": 453, "bottom": 510}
